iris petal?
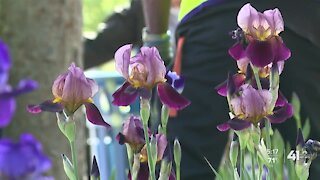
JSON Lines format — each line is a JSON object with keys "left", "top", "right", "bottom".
{"left": 115, "top": 44, "right": 132, "bottom": 79}
{"left": 263, "top": 8, "right": 284, "bottom": 35}
{"left": 0, "top": 39, "right": 11, "bottom": 72}
{"left": 217, "top": 118, "right": 251, "bottom": 132}
{"left": 267, "top": 103, "right": 293, "bottom": 123}
{"left": 275, "top": 91, "right": 287, "bottom": 107}
{"left": 140, "top": 47, "right": 166, "bottom": 86}
{"left": 229, "top": 43, "right": 246, "bottom": 60}
{"left": 228, "top": 118, "right": 252, "bottom": 131}
{"left": 112, "top": 82, "right": 139, "bottom": 106}
{"left": 272, "top": 38, "right": 291, "bottom": 62}
{"left": 116, "top": 133, "right": 125, "bottom": 145}
{"left": 217, "top": 122, "right": 231, "bottom": 132}
{"left": 1, "top": 79, "right": 38, "bottom": 98}
{"left": 62, "top": 64, "right": 93, "bottom": 104}
{"left": 0, "top": 97, "right": 15, "bottom": 127}
{"left": 246, "top": 40, "right": 274, "bottom": 67}
{"left": 237, "top": 3, "right": 259, "bottom": 32}
{"left": 215, "top": 74, "right": 245, "bottom": 97}
{"left": 157, "top": 83, "right": 190, "bottom": 110}
{"left": 27, "top": 100, "right": 63, "bottom": 114}
{"left": 85, "top": 103, "right": 111, "bottom": 128}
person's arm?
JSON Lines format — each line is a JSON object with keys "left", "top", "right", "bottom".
{"left": 141, "top": 0, "right": 172, "bottom": 65}
{"left": 142, "top": 0, "right": 170, "bottom": 34}
{"left": 84, "top": 0, "right": 145, "bottom": 69}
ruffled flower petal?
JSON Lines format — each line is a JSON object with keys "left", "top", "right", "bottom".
{"left": 112, "top": 82, "right": 139, "bottom": 106}
{"left": 61, "top": 63, "right": 94, "bottom": 103}
{"left": 157, "top": 83, "right": 190, "bottom": 110}
{"left": 27, "top": 100, "right": 63, "bottom": 114}
{"left": 263, "top": 8, "right": 284, "bottom": 35}
{"left": 237, "top": 3, "right": 258, "bottom": 32}
{"left": 240, "top": 85, "right": 272, "bottom": 119}
{"left": 52, "top": 73, "right": 68, "bottom": 98}
{"left": 267, "top": 103, "right": 293, "bottom": 123}
{"left": 139, "top": 47, "right": 166, "bottom": 86}
{"left": 246, "top": 40, "right": 274, "bottom": 67}
{"left": 115, "top": 44, "right": 132, "bottom": 79}
{"left": 85, "top": 103, "right": 111, "bottom": 128}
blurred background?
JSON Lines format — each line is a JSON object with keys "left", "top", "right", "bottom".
{"left": 83, "top": 0, "right": 129, "bottom": 69}
{"left": 83, "top": 1, "right": 134, "bottom": 180}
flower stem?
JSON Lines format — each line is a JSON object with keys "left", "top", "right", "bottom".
{"left": 126, "top": 144, "right": 133, "bottom": 174}
{"left": 252, "top": 65, "right": 262, "bottom": 91}
{"left": 176, "top": 164, "right": 181, "bottom": 180}
{"left": 251, "top": 151, "right": 256, "bottom": 180}
{"left": 140, "top": 98, "right": 156, "bottom": 180}
{"left": 240, "top": 148, "right": 245, "bottom": 180}
{"left": 142, "top": 122, "right": 156, "bottom": 180}
{"left": 265, "top": 120, "right": 274, "bottom": 180}
{"left": 132, "top": 153, "right": 140, "bottom": 180}
{"left": 70, "top": 140, "right": 79, "bottom": 180}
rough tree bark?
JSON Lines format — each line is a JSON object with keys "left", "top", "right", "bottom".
{"left": 0, "top": 0, "right": 87, "bottom": 179}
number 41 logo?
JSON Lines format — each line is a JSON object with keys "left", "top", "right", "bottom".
{"left": 287, "top": 150, "right": 307, "bottom": 161}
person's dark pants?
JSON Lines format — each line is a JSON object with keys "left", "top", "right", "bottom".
{"left": 168, "top": 1, "right": 320, "bottom": 179}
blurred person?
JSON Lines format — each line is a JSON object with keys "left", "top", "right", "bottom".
{"left": 142, "top": 0, "right": 320, "bottom": 179}
{"left": 83, "top": 0, "right": 181, "bottom": 69}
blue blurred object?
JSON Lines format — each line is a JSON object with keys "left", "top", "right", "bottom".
{"left": 85, "top": 70, "right": 139, "bottom": 180}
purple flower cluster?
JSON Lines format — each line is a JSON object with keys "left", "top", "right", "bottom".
{"left": 0, "top": 134, "right": 52, "bottom": 180}
{"left": 216, "top": 4, "right": 293, "bottom": 131}
{"left": 0, "top": 39, "right": 38, "bottom": 127}
{"left": 112, "top": 45, "right": 187, "bottom": 179}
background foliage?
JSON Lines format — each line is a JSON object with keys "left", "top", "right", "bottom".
{"left": 83, "top": 0, "right": 129, "bottom": 32}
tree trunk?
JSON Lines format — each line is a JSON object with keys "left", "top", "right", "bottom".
{"left": 0, "top": 0, "right": 87, "bottom": 179}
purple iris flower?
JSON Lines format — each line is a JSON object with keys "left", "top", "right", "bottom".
{"left": 229, "top": 3, "right": 291, "bottom": 68}
{"left": 27, "top": 63, "right": 110, "bottom": 128}
{"left": 217, "top": 84, "right": 293, "bottom": 131}
{"left": 0, "top": 39, "right": 38, "bottom": 127}
{"left": 112, "top": 45, "right": 190, "bottom": 110}
{"left": 0, "top": 133, "right": 53, "bottom": 180}
{"left": 116, "top": 116, "right": 146, "bottom": 153}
